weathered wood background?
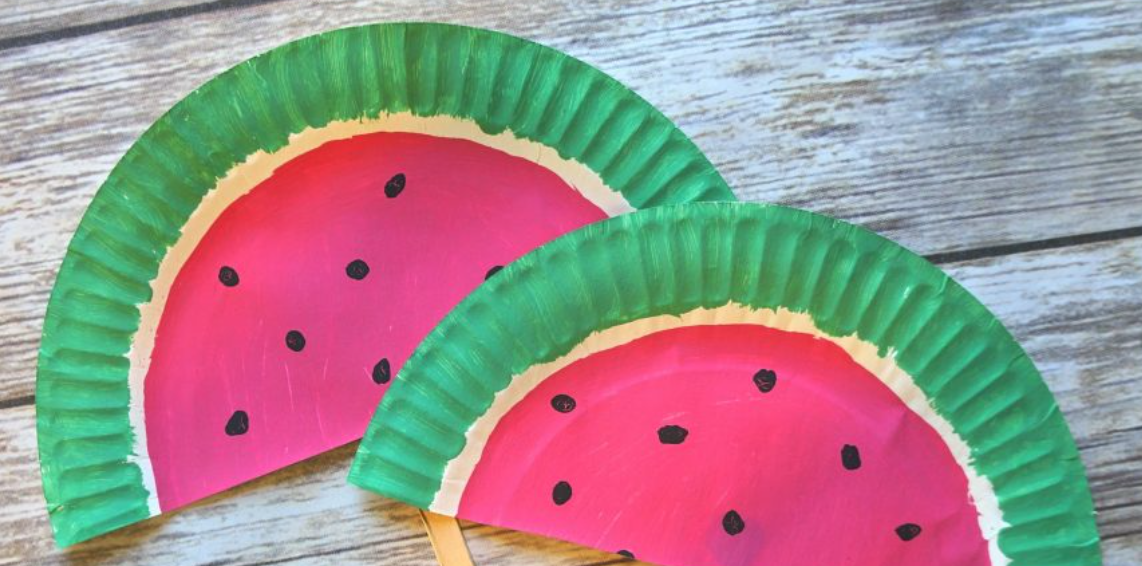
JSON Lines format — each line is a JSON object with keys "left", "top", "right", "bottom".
{"left": 2, "top": 0, "right": 1140, "bottom": 564}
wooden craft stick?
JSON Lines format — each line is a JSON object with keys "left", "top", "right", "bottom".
{"left": 419, "top": 510, "right": 476, "bottom": 566}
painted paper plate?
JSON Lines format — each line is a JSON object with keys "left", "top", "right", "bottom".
{"left": 36, "top": 23, "right": 734, "bottom": 546}
{"left": 350, "top": 203, "right": 1099, "bottom": 566}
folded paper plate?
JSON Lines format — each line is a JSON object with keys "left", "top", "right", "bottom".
{"left": 350, "top": 203, "right": 1099, "bottom": 566}
{"left": 36, "top": 22, "right": 733, "bottom": 546}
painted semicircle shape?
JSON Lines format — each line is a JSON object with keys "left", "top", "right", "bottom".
{"left": 36, "top": 23, "right": 732, "bottom": 545}
{"left": 459, "top": 317, "right": 991, "bottom": 566}
{"left": 144, "top": 129, "right": 612, "bottom": 512}
{"left": 350, "top": 203, "right": 1101, "bottom": 566}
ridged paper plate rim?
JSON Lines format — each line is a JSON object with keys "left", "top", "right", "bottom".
{"left": 350, "top": 202, "right": 1100, "bottom": 566}
{"left": 36, "top": 22, "right": 734, "bottom": 546}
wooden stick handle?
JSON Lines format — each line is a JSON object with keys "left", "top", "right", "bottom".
{"left": 419, "top": 510, "right": 476, "bottom": 566}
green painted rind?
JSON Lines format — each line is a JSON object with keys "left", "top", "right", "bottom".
{"left": 36, "top": 22, "right": 733, "bottom": 547}
{"left": 350, "top": 202, "right": 1100, "bottom": 565}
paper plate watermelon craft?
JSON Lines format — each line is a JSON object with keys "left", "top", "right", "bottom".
{"left": 36, "top": 23, "right": 733, "bottom": 546}
{"left": 350, "top": 203, "right": 1100, "bottom": 566}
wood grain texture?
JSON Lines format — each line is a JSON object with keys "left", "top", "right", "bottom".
{"left": 0, "top": 0, "right": 212, "bottom": 43}
{"left": 3, "top": 236, "right": 1138, "bottom": 565}
{"left": 1, "top": 0, "right": 1141, "bottom": 399}
{"left": 1, "top": 0, "right": 1140, "bottom": 564}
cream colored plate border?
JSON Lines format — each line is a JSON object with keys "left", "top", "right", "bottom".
{"left": 124, "top": 113, "right": 635, "bottom": 516}
{"left": 433, "top": 303, "right": 1010, "bottom": 566}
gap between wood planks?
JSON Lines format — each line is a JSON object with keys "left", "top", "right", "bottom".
{"left": 5, "top": 222, "right": 1142, "bottom": 412}
{"left": 4, "top": 0, "right": 1141, "bottom": 402}
{"left": 0, "top": 0, "right": 286, "bottom": 52}
{"left": 923, "top": 225, "right": 1142, "bottom": 264}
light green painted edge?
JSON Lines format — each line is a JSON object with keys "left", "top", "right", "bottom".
{"left": 35, "top": 22, "right": 734, "bottom": 547}
{"left": 350, "top": 202, "right": 1100, "bottom": 565}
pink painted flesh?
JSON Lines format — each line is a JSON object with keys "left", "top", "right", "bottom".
{"left": 460, "top": 324, "right": 990, "bottom": 566}
{"left": 145, "top": 132, "right": 607, "bottom": 511}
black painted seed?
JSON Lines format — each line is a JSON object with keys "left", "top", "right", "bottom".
{"left": 552, "top": 481, "right": 572, "bottom": 505}
{"left": 753, "top": 369, "right": 777, "bottom": 393}
{"left": 384, "top": 173, "right": 406, "bottom": 198}
{"left": 373, "top": 358, "right": 392, "bottom": 385}
{"left": 842, "top": 444, "right": 862, "bottom": 470}
{"left": 346, "top": 259, "right": 370, "bottom": 280}
{"left": 225, "top": 410, "right": 249, "bottom": 436}
{"left": 617, "top": 550, "right": 635, "bottom": 559}
{"left": 285, "top": 330, "right": 306, "bottom": 352}
{"left": 896, "top": 523, "right": 922, "bottom": 541}
{"left": 485, "top": 265, "right": 504, "bottom": 280}
{"left": 551, "top": 394, "right": 576, "bottom": 413}
{"left": 657, "top": 425, "right": 689, "bottom": 445}
{"left": 722, "top": 510, "right": 745, "bottom": 535}
{"left": 218, "top": 266, "right": 239, "bottom": 287}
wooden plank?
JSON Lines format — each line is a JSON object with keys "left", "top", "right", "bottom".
{"left": 0, "top": 258, "right": 53, "bottom": 404}
{"left": 3, "top": 235, "right": 1139, "bottom": 564}
{"left": 0, "top": 0, "right": 211, "bottom": 43}
{"left": 4, "top": 0, "right": 1142, "bottom": 264}
{"left": 2, "top": 0, "right": 1142, "bottom": 400}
